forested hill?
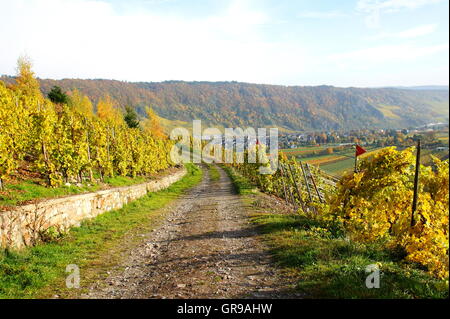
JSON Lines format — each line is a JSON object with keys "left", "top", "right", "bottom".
{"left": 1, "top": 76, "right": 448, "bottom": 131}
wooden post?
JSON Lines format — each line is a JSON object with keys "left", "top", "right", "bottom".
{"left": 299, "top": 161, "right": 313, "bottom": 202}
{"left": 354, "top": 143, "right": 358, "bottom": 173}
{"left": 295, "top": 161, "right": 314, "bottom": 212}
{"left": 280, "top": 164, "right": 295, "bottom": 207}
{"left": 86, "top": 122, "right": 94, "bottom": 182}
{"left": 279, "top": 164, "right": 289, "bottom": 205}
{"left": 288, "top": 185, "right": 296, "bottom": 207}
{"left": 306, "top": 163, "right": 324, "bottom": 203}
{"left": 288, "top": 163, "right": 307, "bottom": 213}
{"left": 411, "top": 139, "right": 421, "bottom": 227}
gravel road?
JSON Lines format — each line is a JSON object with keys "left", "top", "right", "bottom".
{"left": 82, "top": 165, "right": 298, "bottom": 299}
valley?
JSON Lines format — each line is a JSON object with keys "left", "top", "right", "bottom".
{"left": 1, "top": 76, "right": 448, "bottom": 132}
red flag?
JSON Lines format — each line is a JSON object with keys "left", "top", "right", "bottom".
{"left": 355, "top": 145, "right": 367, "bottom": 157}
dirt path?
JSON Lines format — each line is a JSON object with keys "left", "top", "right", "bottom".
{"left": 82, "top": 165, "right": 297, "bottom": 299}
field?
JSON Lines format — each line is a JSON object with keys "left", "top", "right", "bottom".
{"left": 436, "top": 131, "right": 449, "bottom": 144}
{"left": 420, "top": 149, "right": 449, "bottom": 165}
{"left": 280, "top": 145, "right": 338, "bottom": 157}
{"left": 282, "top": 141, "right": 450, "bottom": 177}
{"left": 281, "top": 145, "right": 385, "bottom": 177}
{"left": 375, "top": 104, "right": 401, "bottom": 119}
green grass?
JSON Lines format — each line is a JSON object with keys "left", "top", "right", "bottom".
{"left": 103, "top": 175, "right": 146, "bottom": 187}
{"left": 221, "top": 165, "right": 257, "bottom": 195}
{"left": 300, "top": 153, "right": 345, "bottom": 162}
{"left": 225, "top": 166, "right": 448, "bottom": 299}
{"left": 251, "top": 214, "right": 447, "bottom": 299}
{"left": 0, "top": 163, "right": 202, "bottom": 299}
{"left": 281, "top": 145, "right": 328, "bottom": 153}
{"left": 207, "top": 164, "right": 220, "bottom": 182}
{"left": 0, "top": 181, "right": 101, "bottom": 207}
{"left": 320, "top": 157, "right": 355, "bottom": 176}
{"left": 375, "top": 104, "right": 401, "bottom": 119}
{"left": 0, "top": 174, "right": 154, "bottom": 207}
{"left": 301, "top": 146, "right": 383, "bottom": 177}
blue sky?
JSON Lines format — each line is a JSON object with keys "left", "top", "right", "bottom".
{"left": 0, "top": 0, "right": 448, "bottom": 87}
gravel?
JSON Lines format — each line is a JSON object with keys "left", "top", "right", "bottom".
{"left": 81, "top": 165, "right": 300, "bottom": 299}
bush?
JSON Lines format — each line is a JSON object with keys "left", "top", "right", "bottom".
{"left": 327, "top": 147, "right": 449, "bottom": 279}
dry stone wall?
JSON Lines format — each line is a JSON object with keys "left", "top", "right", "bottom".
{"left": 0, "top": 167, "right": 187, "bottom": 249}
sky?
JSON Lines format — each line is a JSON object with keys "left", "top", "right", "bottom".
{"left": 0, "top": 0, "right": 448, "bottom": 87}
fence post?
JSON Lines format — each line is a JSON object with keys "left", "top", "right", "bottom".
{"left": 306, "top": 163, "right": 324, "bottom": 203}
{"left": 287, "top": 163, "right": 307, "bottom": 213}
{"left": 411, "top": 139, "right": 421, "bottom": 227}
{"left": 279, "top": 164, "right": 289, "bottom": 205}
{"left": 299, "top": 161, "right": 313, "bottom": 202}
{"left": 281, "top": 164, "right": 296, "bottom": 208}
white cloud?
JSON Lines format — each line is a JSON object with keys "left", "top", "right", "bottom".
{"left": 357, "top": 0, "right": 442, "bottom": 12}
{"left": 0, "top": 0, "right": 447, "bottom": 87}
{"left": 0, "top": 0, "right": 311, "bottom": 84}
{"left": 369, "top": 24, "right": 437, "bottom": 39}
{"left": 395, "top": 24, "right": 437, "bottom": 38}
{"left": 357, "top": 0, "right": 443, "bottom": 28}
{"left": 298, "top": 11, "right": 347, "bottom": 19}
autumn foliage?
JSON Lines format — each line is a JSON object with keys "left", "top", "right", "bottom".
{"left": 229, "top": 146, "right": 449, "bottom": 279}
{"left": 0, "top": 58, "right": 173, "bottom": 189}
{"left": 327, "top": 147, "right": 448, "bottom": 278}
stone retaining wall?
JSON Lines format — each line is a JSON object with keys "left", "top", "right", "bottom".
{"left": 0, "top": 167, "right": 187, "bottom": 249}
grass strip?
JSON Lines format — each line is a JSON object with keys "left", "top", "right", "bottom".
{"left": 0, "top": 164, "right": 202, "bottom": 299}
{"left": 221, "top": 165, "right": 257, "bottom": 195}
{"left": 206, "top": 164, "right": 220, "bottom": 182}
{"left": 0, "top": 172, "right": 170, "bottom": 207}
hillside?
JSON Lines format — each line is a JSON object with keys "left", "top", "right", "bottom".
{"left": 1, "top": 76, "right": 448, "bottom": 131}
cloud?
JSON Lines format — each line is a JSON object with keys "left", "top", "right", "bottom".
{"left": 357, "top": 0, "right": 442, "bottom": 12}
{"left": 356, "top": 0, "right": 443, "bottom": 28}
{"left": 369, "top": 24, "right": 437, "bottom": 39}
{"left": 0, "top": 0, "right": 313, "bottom": 84}
{"left": 298, "top": 10, "right": 347, "bottom": 19}
{"left": 0, "top": 0, "right": 447, "bottom": 87}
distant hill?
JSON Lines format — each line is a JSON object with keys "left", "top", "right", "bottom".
{"left": 1, "top": 76, "right": 448, "bottom": 131}
{"left": 386, "top": 85, "right": 449, "bottom": 91}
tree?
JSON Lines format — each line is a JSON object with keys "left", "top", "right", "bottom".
{"left": 96, "top": 95, "right": 122, "bottom": 125}
{"left": 124, "top": 106, "right": 140, "bottom": 129}
{"left": 68, "top": 89, "right": 93, "bottom": 117}
{"left": 48, "top": 86, "right": 69, "bottom": 104}
{"left": 144, "top": 107, "right": 165, "bottom": 139}
{"left": 14, "top": 56, "right": 41, "bottom": 98}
